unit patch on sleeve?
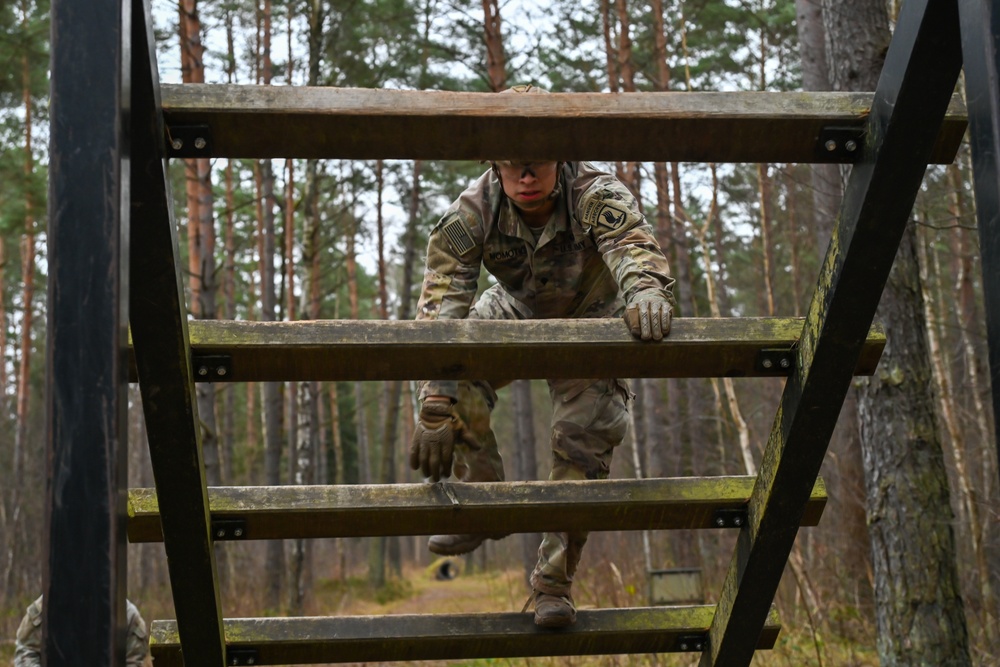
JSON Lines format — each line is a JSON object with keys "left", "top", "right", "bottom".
{"left": 441, "top": 218, "right": 476, "bottom": 256}
{"left": 583, "top": 197, "right": 631, "bottom": 232}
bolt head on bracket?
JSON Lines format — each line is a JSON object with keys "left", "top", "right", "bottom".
{"left": 756, "top": 349, "right": 796, "bottom": 375}
{"left": 227, "top": 648, "right": 259, "bottom": 666}
{"left": 166, "top": 124, "right": 212, "bottom": 158}
{"left": 711, "top": 508, "right": 748, "bottom": 529}
{"left": 816, "top": 125, "right": 865, "bottom": 162}
{"left": 212, "top": 518, "right": 248, "bottom": 541}
{"left": 675, "top": 633, "right": 708, "bottom": 652}
{"left": 192, "top": 354, "right": 232, "bottom": 382}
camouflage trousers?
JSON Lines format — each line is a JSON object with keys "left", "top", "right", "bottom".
{"left": 447, "top": 286, "right": 633, "bottom": 597}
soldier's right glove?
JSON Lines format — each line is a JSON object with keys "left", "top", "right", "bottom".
{"left": 623, "top": 290, "right": 673, "bottom": 341}
{"left": 409, "top": 398, "right": 461, "bottom": 482}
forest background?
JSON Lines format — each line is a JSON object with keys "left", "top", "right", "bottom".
{"left": 0, "top": 0, "right": 997, "bottom": 664}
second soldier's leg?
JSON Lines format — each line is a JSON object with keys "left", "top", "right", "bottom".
{"left": 528, "top": 378, "right": 631, "bottom": 627}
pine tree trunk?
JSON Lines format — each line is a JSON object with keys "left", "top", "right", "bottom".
{"left": 856, "top": 228, "right": 971, "bottom": 664}
{"left": 920, "top": 193, "right": 998, "bottom": 643}
{"left": 5, "top": 27, "right": 36, "bottom": 599}
{"left": 796, "top": 0, "right": 841, "bottom": 248}
{"left": 821, "top": 1, "right": 971, "bottom": 661}
{"left": 254, "top": 0, "right": 285, "bottom": 611}
{"left": 0, "top": 236, "right": 6, "bottom": 404}
{"left": 481, "top": 0, "right": 505, "bottom": 91}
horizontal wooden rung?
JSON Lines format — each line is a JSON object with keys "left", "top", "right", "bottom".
{"left": 127, "top": 476, "right": 827, "bottom": 543}
{"left": 149, "top": 605, "right": 780, "bottom": 666}
{"left": 161, "top": 84, "right": 966, "bottom": 164}
{"left": 127, "top": 317, "right": 885, "bottom": 383}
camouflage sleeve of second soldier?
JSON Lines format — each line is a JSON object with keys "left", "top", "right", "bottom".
{"left": 14, "top": 597, "right": 44, "bottom": 667}
{"left": 414, "top": 206, "right": 484, "bottom": 401}
{"left": 577, "top": 176, "right": 676, "bottom": 306}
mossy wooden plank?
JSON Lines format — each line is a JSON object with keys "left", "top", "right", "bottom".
{"left": 127, "top": 317, "right": 885, "bottom": 383}
{"left": 127, "top": 476, "right": 827, "bottom": 543}
{"left": 160, "top": 84, "right": 965, "bottom": 164}
{"left": 703, "top": 2, "right": 963, "bottom": 665}
{"left": 148, "top": 605, "right": 780, "bottom": 666}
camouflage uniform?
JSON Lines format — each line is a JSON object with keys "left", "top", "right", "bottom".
{"left": 416, "top": 161, "right": 674, "bottom": 598}
{"left": 14, "top": 596, "right": 149, "bottom": 667}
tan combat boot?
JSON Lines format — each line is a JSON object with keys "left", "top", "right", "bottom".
{"left": 524, "top": 590, "right": 577, "bottom": 628}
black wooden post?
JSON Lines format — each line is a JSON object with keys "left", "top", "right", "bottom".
{"left": 129, "top": 0, "right": 228, "bottom": 664}
{"left": 958, "top": 0, "right": 1000, "bottom": 488}
{"left": 45, "top": 0, "right": 129, "bottom": 663}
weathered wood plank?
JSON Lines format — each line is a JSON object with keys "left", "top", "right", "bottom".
{"left": 127, "top": 476, "right": 827, "bottom": 542}
{"left": 160, "top": 85, "right": 966, "bottom": 164}
{"left": 129, "top": 0, "right": 226, "bottom": 664}
{"left": 703, "top": 0, "right": 964, "bottom": 665}
{"left": 149, "top": 606, "right": 781, "bottom": 666}
{"left": 127, "top": 317, "right": 885, "bottom": 383}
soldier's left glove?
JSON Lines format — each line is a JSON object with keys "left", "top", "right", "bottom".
{"left": 623, "top": 290, "right": 673, "bottom": 341}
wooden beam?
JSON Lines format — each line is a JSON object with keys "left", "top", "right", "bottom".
{"left": 129, "top": 0, "right": 226, "bottom": 664}
{"left": 703, "top": 0, "right": 964, "bottom": 665}
{"left": 127, "top": 476, "right": 828, "bottom": 543}
{"left": 149, "top": 606, "right": 781, "bottom": 667}
{"left": 46, "top": 0, "right": 128, "bottom": 661}
{"left": 127, "top": 317, "right": 886, "bottom": 383}
{"left": 160, "top": 84, "right": 967, "bottom": 164}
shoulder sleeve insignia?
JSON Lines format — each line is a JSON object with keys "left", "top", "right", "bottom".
{"left": 441, "top": 218, "right": 476, "bottom": 256}
{"left": 583, "top": 198, "right": 630, "bottom": 231}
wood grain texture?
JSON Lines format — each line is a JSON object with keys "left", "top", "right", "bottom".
{"left": 148, "top": 605, "right": 781, "bottom": 666}
{"left": 161, "top": 84, "right": 966, "bottom": 163}
{"left": 127, "top": 317, "right": 886, "bottom": 382}
{"left": 127, "top": 476, "right": 827, "bottom": 542}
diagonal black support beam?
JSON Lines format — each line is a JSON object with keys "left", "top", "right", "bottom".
{"left": 129, "top": 0, "right": 226, "bottom": 664}
{"left": 702, "top": 0, "right": 963, "bottom": 664}
{"left": 958, "top": 0, "right": 1000, "bottom": 489}
{"left": 45, "top": 0, "right": 129, "bottom": 663}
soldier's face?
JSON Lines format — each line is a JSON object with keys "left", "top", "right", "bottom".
{"left": 497, "top": 161, "right": 559, "bottom": 212}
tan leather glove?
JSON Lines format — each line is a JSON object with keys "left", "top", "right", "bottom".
{"left": 409, "top": 399, "right": 461, "bottom": 482}
{"left": 623, "top": 291, "right": 673, "bottom": 341}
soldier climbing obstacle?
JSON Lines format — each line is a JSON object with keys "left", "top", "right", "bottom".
{"left": 409, "top": 84, "right": 676, "bottom": 628}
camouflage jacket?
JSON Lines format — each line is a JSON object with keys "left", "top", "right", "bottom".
{"left": 416, "top": 161, "right": 674, "bottom": 400}
{"left": 14, "top": 596, "right": 149, "bottom": 667}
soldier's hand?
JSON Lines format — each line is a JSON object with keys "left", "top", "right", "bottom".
{"left": 623, "top": 291, "right": 673, "bottom": 341}
{"left": 410, "top": 398, "right": 460, "bottom": 482}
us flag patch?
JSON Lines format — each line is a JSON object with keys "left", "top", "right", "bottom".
{"left": 442, "top": 219, "right": 475, "bottom": 256}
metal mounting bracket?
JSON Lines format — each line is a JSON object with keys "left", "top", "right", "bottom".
{"left": 675, "top": 633, "right": 708, "bottom": 652}
{"left": 166, "top": 124, "right": 212, "bottom": 158}
{"left": 711, "top": 508, "right": 748, "bottom": 529}
{"left": 816, "top": 125, "right": 865, "bottom": 162}
{"left": 192, "top": 354, "right": 232, "bottom": 382}
{"left": 756, "top": 348, "right": 796, "bottom": 375}
{"left": 227, "top": 648, "right": 259, "bottom": 666}
{"left": 212, "top": 518, "right": 247, "bottom": 541}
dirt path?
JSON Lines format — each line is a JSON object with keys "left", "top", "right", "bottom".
{"left": 346, "top": 563, "right": 530, "bottom": 617}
